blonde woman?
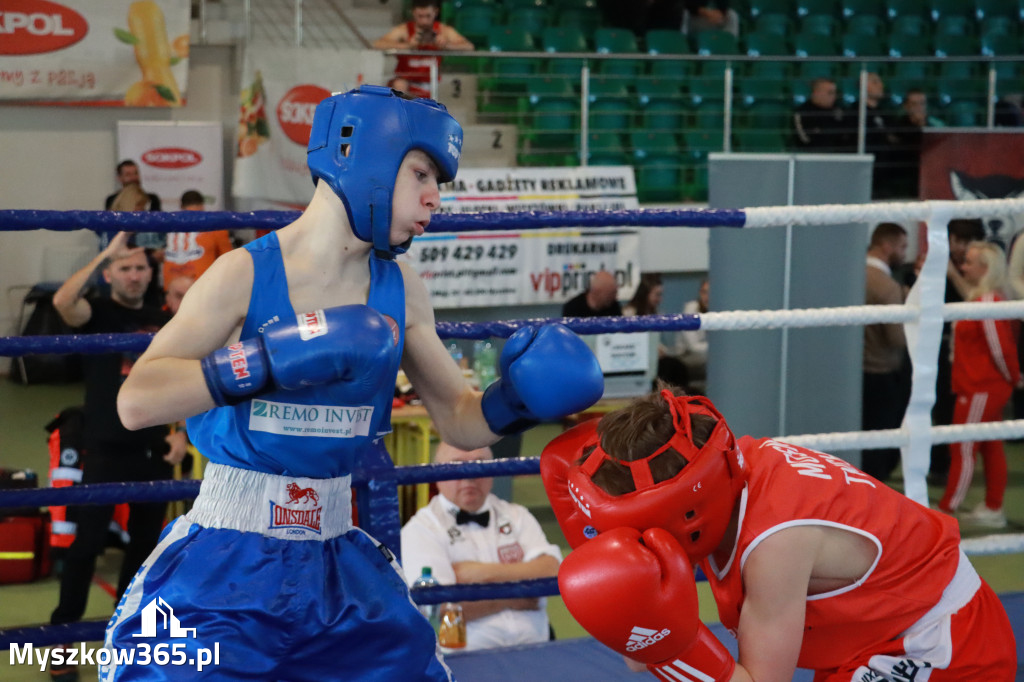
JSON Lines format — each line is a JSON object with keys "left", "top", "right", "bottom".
{"left": 939, "top": 241, "right": 1020, "bottom": 527}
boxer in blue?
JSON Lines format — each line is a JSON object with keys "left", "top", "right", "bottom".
{"left": 104, "top": 85, "right": 603, "bottom": 680}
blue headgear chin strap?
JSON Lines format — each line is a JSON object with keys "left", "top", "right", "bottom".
{"left": 306, "top": 85, "right": 463, "bottom": 259}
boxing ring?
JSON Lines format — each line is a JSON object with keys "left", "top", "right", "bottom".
{"left": 2, "top": 200, "right": 1024, "bottom": 680}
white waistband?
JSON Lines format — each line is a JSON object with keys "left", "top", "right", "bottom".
{"left": 903, "top": 549, "right": 981, "bottom": 638}
{"left": 186, "top": 462, "right": 353, "bottom": 541}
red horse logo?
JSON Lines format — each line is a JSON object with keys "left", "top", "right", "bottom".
{"left": 286, "top": 482, "right": 319, "bottom": 505}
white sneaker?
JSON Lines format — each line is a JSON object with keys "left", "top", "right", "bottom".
{"left": 960, "top": 502, "right": 1007, "bottom": 529}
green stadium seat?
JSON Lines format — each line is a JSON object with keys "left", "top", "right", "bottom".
{"left": 556, "top": 8, "right": 602, "bottom": 34}
{"left": 636, "top": 80, "right": 687, "bottom": 133}
{"left": 934, "top": 33, "right": 980, "bottom": 57}
{"left": 974, "top": 0, "right": 1017, "bottom": 21}
{"left": 520, "top": 77, "right": 580, "bottom": 153}
{"left": 748, "top": 0, "right": 795, "bottom": 19}
{"left": 944, "top": 100, "right": 985, "bottom": 126}
{"left": 980, "top": 16, "right": 1018, "bottom": 39}
{"left": 694, "top": 29, "right": 741, "bottom": 56}
{"left": 842, "top": 0, "right": 884, "bottom": 18}
{"left": 586, "top": 76, "right": 634, "bottom": 131}
{"left": 593, "top": 27, "right": 644, "bottom": 78}
{"left": 503, "top": 0, "right": 548, "bottom": 9}
{"left": 890, "top": 15, "right": 931, "bottom": 38}
{"left": 935, "top": 61, "right": 987, "bottom": 106}
{"left": 645, "top": 29, "right": 696, "bottom": 81}
{"left": 631, "top": 131, "right": 684, "bottom": 202}
{"left": 794, "top": 32, "right": 840, "bottom": 57}
{"left": 935, "top": 15, "right": 976, "bottom": 37}
{"left": 734, "top": 129, "right": 788, "bottom": 152}
{"left": 885, "top": 0, "right": 928, "bottom": 19}
{"left": 888, "top": 33, "right": 931, "bottom": 57}
{"left": 796, "top": 0, "right": 839, "bottom": 18}
{"left": 541, "top": 26, "right": 590, "bottom": 77}
{"left": 846, "top": 14, "right": 885, "bottom": 36}
{"left": 799, "top": 14, "right": 840, "bottom": 38}
{"left": 753, "top": 12, "right": 795, "bottom": 38}
{"left": 929, "top": 0, "right": 972, "bottom": 21}
{"left": 454, "top": 5, "right": 502, "bottom": 47}
{"left": 582, "top": 131, "right": 629, "bottom": 166}
{"left": 744, "top": 30, "right": 790, "bottom": 57}
{"left": 506, "top": 7, "right": 551, "bottom": 34}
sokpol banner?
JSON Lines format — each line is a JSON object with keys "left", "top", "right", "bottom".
{"left": 0, "top": 0, "right": 190, "bottom": 106}
{"left": 231, "top": 46, "right": 385, "bottom": 207}
{"left": 116, "top": 121, "right": 224, "bottom": 210}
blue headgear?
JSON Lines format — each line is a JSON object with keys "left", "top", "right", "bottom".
{"left": 307, "top": 85, "right": 463, "bottom": 259}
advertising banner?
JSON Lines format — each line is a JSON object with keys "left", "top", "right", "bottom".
{"left": 116, "top": 121, "right": 224, "bottom": 210}
{"left": 231, "top": 46, "right": 385, "bottom": 206}
{"left": 401, "top": 228, "right": 640, "bottom": 309}
{"left": 439, "top": 166, "right": 638, "bottom": 213}
{"left": 0, "top": 0, "right": 190, "bottom": 106}
{"left": 920, "top": 130, "right": 1024, "bottom": 250}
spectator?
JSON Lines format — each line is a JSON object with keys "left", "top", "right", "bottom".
{"left": 562, "top": 270, "right": 623, "bottom": 318}
{"left": 104, "top": 160, "right": 161, "bottom": 213}
{"left": 161, "top": 189, "right": 233, "bottom": 292}
{"left": 623, "top": 273, "right": 690, "bottom": 391}
{"left": 861, "top": 223, "right": 909, "bottom": 482}
{"left": 387, "top": 76, "right": 413, "bottom": 95}
{"left": 48, "top": 231, "right": 184, "bottom": 681}
{"left": 792, "top": 78, "right": 852, "bottom": 152}
{"left": 541, "top": 388, "right": 1017, "bottom": 681}
{"left": 401, "top": 442, "right": 561, "bottom": 650}
{"left": 163, "top": 275, "right": 195, "bottom": 316}
{"left": 938, "top": 241, "right": 1019, "bottom": 528}
{"left": 889, "top": 89, "right": 943, "bottom": 198}
{"left": 673, "top": 278, "right": 710, "bottom": 394}
{"left": 681, "top": 1, "right": 739, "bottom": 38}
{"left": 622, "top": 272, "right": 663, "bottom": 316}
{"left": 853, "top": 73, "right": 902, "bottom": 199}
{"left": 103, "top": 160, "right": 164, "bottom": 252}
{"left": 373, "top": 0, "right": 473, "bottom": 99}
{"left": 925, "top": 219, "right": 987, "bottom": 485}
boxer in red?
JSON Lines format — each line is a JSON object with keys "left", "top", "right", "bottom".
{"left": 541, "top": 386, "right": 1017, "bottom": 682}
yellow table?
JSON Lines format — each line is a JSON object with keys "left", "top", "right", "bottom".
{"left": 386, "top": 404, "right": 437, "bottom": 522}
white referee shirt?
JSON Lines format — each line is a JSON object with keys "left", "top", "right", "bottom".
{"left": 400, "top": 492, "right": 562, "bottom": 651}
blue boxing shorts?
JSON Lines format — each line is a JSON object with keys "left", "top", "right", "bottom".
{"left": 101, "top": 463, "right": 453, "bottom": 681}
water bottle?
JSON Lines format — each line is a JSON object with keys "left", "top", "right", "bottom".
{"left": 438, "top": 602, "right": 467, "bottom": 650}
{"left": 473, "top": 340, "right": 497, "bottom": 389}
{"left": 411, "top": 566, "right": 440, "bottom": 631}
{"left": 447, "top": 342, "right": 465, "bottom": 369}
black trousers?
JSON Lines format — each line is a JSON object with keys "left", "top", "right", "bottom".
{"left": 50, "top": 446, "right": 172, "bottom": 626}
{"left": 861, "top": 370, "right": 908, "bottom": 482}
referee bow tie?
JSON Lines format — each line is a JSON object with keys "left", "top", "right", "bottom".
{"left": 455, "top": 509, "right": 490, "bottom": 527}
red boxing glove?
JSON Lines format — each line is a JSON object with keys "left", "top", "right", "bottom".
{"left": 540, "top": 420, "right": 600, "bottom": 549}
{"left": 559, "top": 527, "right": 735, "bottom": 681}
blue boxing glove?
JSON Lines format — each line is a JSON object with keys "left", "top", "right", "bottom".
{"left": 481, "top": 324, "right": 603, "bottom": 436}
{"left": 201, "top": 305, "right": 395, "bottom": 406}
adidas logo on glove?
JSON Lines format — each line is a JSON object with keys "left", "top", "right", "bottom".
{"left": 626, "top": 625, "right": 671, "bottom": 652}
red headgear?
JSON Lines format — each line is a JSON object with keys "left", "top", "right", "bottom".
{"left": 566, "top": 391, "right": 747, "bottom": 563}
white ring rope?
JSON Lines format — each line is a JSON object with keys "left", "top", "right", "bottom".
{"left": 700, "top": 301, "right": 1024, "bottom": 331}
{"left": 715, "top": 197, "right": 1024, "bottom": 557}
{"left": 742, "top": 198, "right": 1024, "bottom": 228}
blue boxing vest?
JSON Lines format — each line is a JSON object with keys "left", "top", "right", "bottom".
{"left": 187, "top": 232, "right": 405, "bottom": 478}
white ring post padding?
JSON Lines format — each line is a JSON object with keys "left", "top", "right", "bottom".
{"left": 901, "top": 204, "right": 954, "bottom": 505}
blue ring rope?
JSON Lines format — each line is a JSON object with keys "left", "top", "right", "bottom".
{"left": 0, "top": 207, "right": 747, "bottom": 233}
{"left": 0, "top": 315, "right": 701, "bottom": 356}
